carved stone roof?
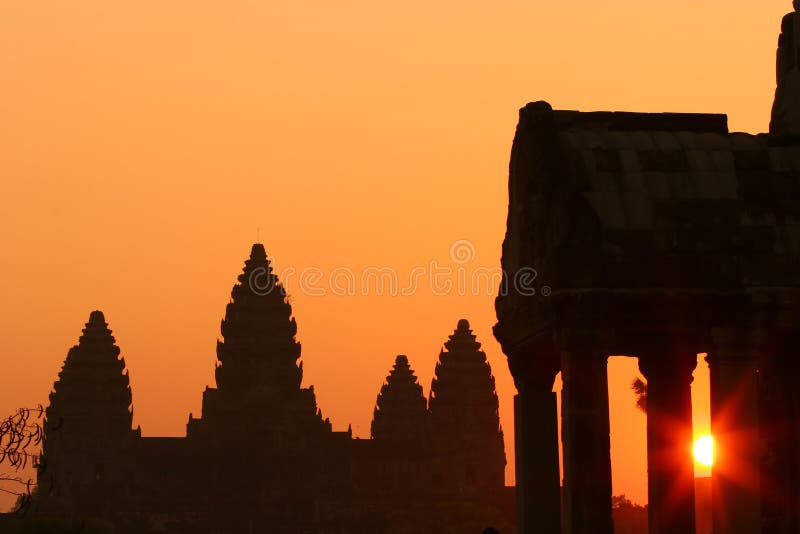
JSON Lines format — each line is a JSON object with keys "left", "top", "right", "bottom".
{"left": 494, "top": 102, "right": 800, "bottom": 358}
{"left": 555, "top": 118, "right": 800, "bottom": 231}
{"left": 501, "top": 101, "right": 800, "bottom": 292}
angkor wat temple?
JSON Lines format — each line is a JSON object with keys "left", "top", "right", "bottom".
{"left": 35, "top": 244, "right": 512, "bottom": 533}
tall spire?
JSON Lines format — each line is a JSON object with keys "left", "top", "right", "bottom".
{"left": 46, "top": 310, "right": 133, "bottom": 436}
{"left": 429, "top": 319, "right": 506, "bottom": 491}
{"left": 41, "top": 311, "right": 135, "bottom": 514}
{"left": 190, "top": 243, "right": 330, "bottom": 441}
{"left": 371, "top": 355, "right": 428, "bottom": 446}
{"left": 215, "top": 243, "right": 302, "bottom": 393}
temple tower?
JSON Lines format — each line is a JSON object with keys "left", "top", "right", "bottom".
{"left": 371, "top": 355, "right": 430, "bottom": 493}
{"left": 429, "top": 319, "right": 506, "bottom": 493}
{"left": 186, "top": 243, "right": 336, "bottom": 531}
{"left": 216, "top": 242, "right": 302, "bottom": 393}
{"left": 371, "top": 355, "right": 428, "bottom": 446}
{"left": 40, "top": 311, "right": 135, "bottom": 517}
{"left": 188, "top": 243, "right": 330, "bottom": 443}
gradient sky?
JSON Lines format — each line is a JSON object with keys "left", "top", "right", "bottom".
{"left": 0, "top": 0, "right": 789, "bottom": 509}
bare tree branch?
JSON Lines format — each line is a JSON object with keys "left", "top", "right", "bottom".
{"left": 0, "top": 406, "right": 50, "bottom": 515}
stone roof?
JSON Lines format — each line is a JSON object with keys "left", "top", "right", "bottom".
{"left": 501, "top": 102, "right": 800, "bottom": 293}
{"left": 551, "top": 109, "right": 800, "bottom": 231}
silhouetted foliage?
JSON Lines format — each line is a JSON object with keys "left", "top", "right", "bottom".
{"left": 612, "top": 495, "right": 647, "bottom": 534}
{"left": 0, "top": 407, "right": 48, "bottom": 515}
{"left": 631, "top": 378, "right": 647, "bottom": 413}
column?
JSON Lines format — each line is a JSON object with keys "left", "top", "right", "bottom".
{"left": 515, "top": 389, "right": 562, "bottom": 534}
{"left": 510, "top": 345, "right": 562, "bottom": 534}
{"left": 560, "top": 339, "right": 613, "bottom": 534}
{"left": 708, "top": 328, "right": 761, "bottom": 534}
{"left": 757, "top": 333, "right": 796, "bottom": 534}
{"left": 639, "top": 353, "right": 697, "bottom": 534}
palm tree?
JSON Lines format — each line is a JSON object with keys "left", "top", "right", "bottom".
{"left": 632, "top": 378, "right": 647, "bottom": 413}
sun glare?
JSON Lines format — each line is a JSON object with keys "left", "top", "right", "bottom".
{"left": 694, "top": 435, "right": 714, "bottom": 467}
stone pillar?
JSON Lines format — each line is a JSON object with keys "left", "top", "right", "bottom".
{"left": 708, "top": 328, "right": 762, "bottom": 534}
{"left": 758, "top": 332, "right": 797, "bottom": 534}
{"left": 639, "top": 353, "right": 697, "bottom": 534}
{"left": 508, "top": 343, "right": 562, "bottom": 534}
{"left": 560, "top": 337, "right": 613, "bottom": 534}
{"left": 515, "top": 389, "right": 562, "bottom": 534}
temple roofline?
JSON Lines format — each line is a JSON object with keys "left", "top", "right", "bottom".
{"left": 521, "top": 101, "right": 729, "bottom": 134}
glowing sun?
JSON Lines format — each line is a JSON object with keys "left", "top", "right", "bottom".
{"left": 694, "top": 435, "right": 714, "bottom": 467}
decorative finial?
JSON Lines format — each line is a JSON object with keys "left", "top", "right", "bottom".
{"left": 794, "top": 0, "right": 800, "bottom": 12}
{"left": 250, "top": 243, "right": 267, "bottom": 260}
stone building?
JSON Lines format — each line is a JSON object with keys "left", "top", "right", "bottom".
{"left": 429, "top": 320, "right": 506, "bottom": 494}
{"left": 494, "top": 4, "right": 800, "bottom": 534}
{"left": 36, "top": 244, "right": 512, "bottom": 533}
{"left": 370, "top": 355, "right": 430, "bottom": 495}
{"left": 41, "top": 311, "right": 137, "bottom": 519}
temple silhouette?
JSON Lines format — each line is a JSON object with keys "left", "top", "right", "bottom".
{"left": 495, "top": 4, "right": 800, "bottom": 534}
{"left": 36, "top": 244, "right": 512, "bottom": 532}
{"left": 24, "top": 5, "right": 800, "bottom": 533}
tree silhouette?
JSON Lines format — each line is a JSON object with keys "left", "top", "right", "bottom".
{"left": 612, "top": 494, "right": 648, "bottom": 534}
{"left": 0, "top": 406, "right": 49, "bottom": 515}
{"left": 632, "top": 378, "right": 647, "bottom": 413}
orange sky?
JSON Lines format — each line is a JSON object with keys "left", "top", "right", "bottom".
{"left": 0, "top": 0, "right": 788, "bottom": 508}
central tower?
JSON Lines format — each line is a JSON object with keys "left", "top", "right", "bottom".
{"left": 215, "top": 242, "right": 302, "bottom": 394}
{"left": 188, "top": 243, "right": 330, "bottom": 444}
{"left": 185, "top": 244, "right": 337, "bottom": 531}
